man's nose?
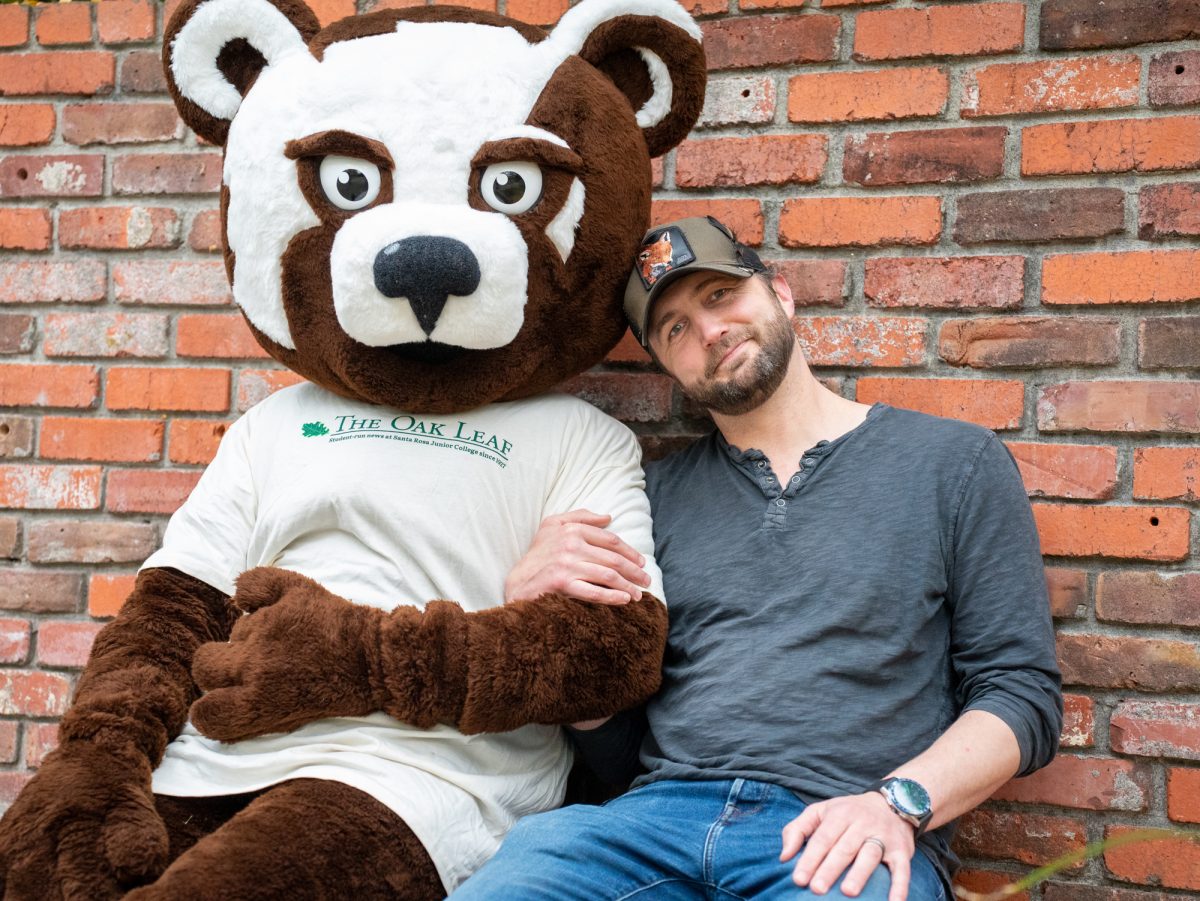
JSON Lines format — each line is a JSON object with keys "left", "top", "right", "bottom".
{"left": 695, "top": 311, "right": 730, "bottom": 347}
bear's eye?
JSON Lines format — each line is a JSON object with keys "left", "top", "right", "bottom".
{"left": 480, "top": 162, "right": 543, "bottom": 216}
{"left": 319, "top": 155, "right": 382, "bottom": 211}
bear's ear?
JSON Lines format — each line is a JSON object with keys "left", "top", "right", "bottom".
{"left": 163, "top": 0, "right": 321, "bottom": 146}
{"left": 548, "top": 0, "right": 705, "bottom": 158}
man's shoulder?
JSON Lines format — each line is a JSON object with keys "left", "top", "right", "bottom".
{"left": 874, "top": 404, "right": 998, "bottom": 458}
{"left": 644, "top": 431, "right": 721, "bottom": 499}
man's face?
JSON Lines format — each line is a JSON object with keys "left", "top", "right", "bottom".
{"left": 647, "top": 271, "right": 796, "bottom": 415}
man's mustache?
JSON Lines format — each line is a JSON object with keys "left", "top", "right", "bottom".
{"left": 705, "top": 329, "right": 754, "bottom": 378}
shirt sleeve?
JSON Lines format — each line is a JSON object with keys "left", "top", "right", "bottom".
{"left": 140, "top": 413, "right": 258, "bottom": 597}
{"left": 947, "top": 433, "right": 1063, "bottom": 777}
{"left": 541, "top": 407, "right": 665, "bottom": 605}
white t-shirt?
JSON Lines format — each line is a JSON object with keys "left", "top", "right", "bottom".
{"left": 142, "top": 382, "right": 664, "bottom": 892}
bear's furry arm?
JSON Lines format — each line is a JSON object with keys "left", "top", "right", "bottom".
{"left": 61, "top": 567, "right": 237, "bottom": 763}
{"left": 374, "top": 593, "right": 667, "bottom": 734}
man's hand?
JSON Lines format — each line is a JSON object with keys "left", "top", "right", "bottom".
{"left": 780, "top": 792, "right": 916, "bottom": 901}
{"left": 504, "top": 509, "right": 650, "bottom": 606}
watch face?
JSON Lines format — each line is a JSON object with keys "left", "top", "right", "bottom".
{"left": 887, "top": 779, "right": 931, "bottom": 816}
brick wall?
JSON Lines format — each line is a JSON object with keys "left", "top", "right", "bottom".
{"left": 0, "top": 0, "right": 1198, "bottom": 893}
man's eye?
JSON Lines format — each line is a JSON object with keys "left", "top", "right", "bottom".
{"left": 711, "top": 288, "right": 729, "bottom": 302}
{"left": 318, "top": 156, "right": 382, "bottom": 211}
{"left": 480, "top": 161, "right": 543, "bottom": 215}
{"left": 667, "top": 322, "right": 684, "bottom": 341}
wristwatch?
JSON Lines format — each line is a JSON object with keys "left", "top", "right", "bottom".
{"left": 871, "top": 777, "right": 933, "bottom": 837}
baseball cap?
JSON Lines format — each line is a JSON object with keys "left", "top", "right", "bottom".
{"left": 624, "top": 216, "right": 766, "bottom": 347}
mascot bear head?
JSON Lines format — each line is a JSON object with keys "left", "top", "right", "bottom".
{"left": 163, "top": 0, "right": 705, "bottom": 413}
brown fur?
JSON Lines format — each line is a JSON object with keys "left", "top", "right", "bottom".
{"left": 133, "top": 780, "right": 442, "bottom": 900}
{"left": 189, "top": 567, "right": 667, "bottom": 741}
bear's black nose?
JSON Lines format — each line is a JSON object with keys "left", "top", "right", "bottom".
{"left": 373, "top": 236, "right": 482, "bottom": 337}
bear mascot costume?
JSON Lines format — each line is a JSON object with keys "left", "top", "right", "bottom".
{"left": 0, "top": 0, "right": 706, "bottom": 897}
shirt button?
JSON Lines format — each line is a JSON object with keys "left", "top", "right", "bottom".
{"left": 790, "top": 476, "right": 800, "bottom": 484}
{"left": 757, "top": 461, "right": 765, "bottom": 468}
{"left": 802, "top": 457, "right": 816, "bottom": 467}
{"left": 775, "top": 498, "right": 786, "bottom": 507}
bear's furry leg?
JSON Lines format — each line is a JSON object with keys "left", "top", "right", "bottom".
{"left": 127, "top": 780, "right": 443, "bottom": 900}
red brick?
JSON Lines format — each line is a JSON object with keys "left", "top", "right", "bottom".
{"left": 97, "top": 0, "right": 156, "bottom": 43}
{"left": 0, "top": 51, "right": 114, "bottom": 95}
{"left": 176, "top": 314, "right": 271, "bottom": 360}
{"left": 0, "top": 5, "right": 29, "bottom": 48}
{"left": 188, "top": 209, "right": 222, "bottom": 253}
{"left": 737, "top": 0, "right": 801, "bottom": 10}
{"left": 0, "top": 314, "right": 35, "bottom": 355}
{"left": 1111, "top": 701, "right": 1200, "bottom": 761}
{"left": 1134, "top": 447, "right": 1200, "bottom": 501}
{"left": 697, "top": 76, "right": 775, "bottom": 129}
{"left": 789, "top": 68, "right": 949, "bottom": 123}
{"left": 1104, "top": 825, "right": 1200, "bottom": 891}
{"left": 38, "top": 620, "right": 102, "bottom": 669}
{"left": 119, "top": 50, "right": 168, "bottom": 94}
{"left": 0, "top": 363, "right": 99, "bottom": 408}
{"left": 43, "top": 312, "right": 169, "bottom": 358}
{"left": 62, "top": 103, "right": 182, "bottom": 146}
{"left": 35, "top": 3, "right": 92, "bottom": 46}
{"left": 1058, "top": 633, "right": 1200, "bottom": 690}
{"left": 1007, "top": 442, "right": 1118, "bottom": 500}
{"left": 107, "top": 469, "right": 202, "bottom": 515}
{"left": 605, "top": 331, "right": 649, "bottom": 365}
{"left": 956, "top": 188, "right": 1125, "bottom": 244}
{"left": 1167, "top": 769, "right": 1200, "bottom": 824}
{"left": 675, "top": 135, "right": 826, "bottom": 189}
{"left": 431, "top": 0, "right": 494, "bottom": 12}
{"left": 106, "top": 367, "right": 231, "bottom": 413}
{"left": 992, "top": 755, "right": 1150, "bottom": 811}
{"left": 1061, "top": 694, "right": 1095, "bottom": 748}
{"left": 1046, "top": 567, "right": 1088, "bottom": 618}
{"left": 27, "top": 519, "right": 157, "bottom": 565}
{"left": 854, "top": 4, "right": 1024, "bottom": 61}
{"left": 0, "top": 154, "right": 103, "bottom": 197}
{"left": 964, "top": 55, "right": 1139, "bottom": 117}
{"left": 0, "top": 208, "right": 51, "bottom": 251}
{"left": 0, "top": 516, "right": 18, "bottom": 557}
{"left": 940, "top": 317, "right": 1120, "bottom": 369}
{"left": 780, "top": 197, "right": 941, "bottom": 248}
{"left": 0, "top": 464, "right": 101, "bottom": 510}
{"left": 114, "top": 261, "right": 231, "bottom": 306}
{"left": 1034, "top": 504, "right": 1189, "bottom": 562}
{"left": 23, "top": 722, "right": 58, "bottom": 769}
{"left": 168, "top": 419, "right": 231, "bottom": 465}
{"left": 1038, "top": 381, "right": 1200, "bottom": 434}
{"left": 955, "top": 809, "right": 1087, "bottom": 868}
{"left": 0, "top": 104, "right": 55, "bottom": 146}
{"left": 0, "top": 618, "right": 30, "bottom": 664}
{"left": 1139, "top": 182, "right": 1200, "bottom": 239}
{"left": 865, "top": 256, "right": 1022, "bottom": 309}
{"left": 1149, "top": 50, "right": 1200, "bottom": 107}
{"left": 650, "top": 199, "right": 763, "bottom": 245}
{"left": 60, "top": 206, "right": 181, "bottom": 250}
{"left": 0, "top": 720, "right": 17, "bottom": 764}
{"left": 0, "top": 670, "right": 71, "bottom": 716}
{"left": 820, "top": 0, "right": 888, "bottom": 5}
{"left": 701, "top": 15, "right": 839, "bottom": 71}
{"left": 855, "top": 377, "right": 1023, "bottom": 429}
{"left": 237, "top": 369, "right": 305, "bottom": 411}
{"left": 507, "top": 0, "right": 566, "bottom": 25}
{"left": 794, "top": 317, "right": 926, "bottom": 368}
{"left": 0, "top": 260, "right": 106, "bottom": 304}
{"left": 1041, "top": 0, "right": 1200, "bottom": 51}
{"left": 843, "top": 127, "right": 1005, "bottom": 187}
{"left": 953, "top": 869, "right": 1029, "bottom": 901}
{"left": 0, "top": 571, "right": 81, "bottom": 613}
{"left": 561, "top": 373, "right": 673, "bottom": 423}
{"left": 1023, "top": 116, "right": 1200, "bottom": 176}
{"left": 0, "top": 414, "right": 33, "bottom": 457}
{"left": 88, "top": 573, "right": 136, "bottom": 618}
{"left": 1044, "top": 879, "right": 1193, "bottom": 901}
{"left": 39, "top": 416, "right": 164, "bottom": 464}
{"left": 772, "top": 260, "right": 847, "bottom": 308}
{"left": 113, "top": 153, "right": 222, "bottom": 195}
{"left": 1097, "top": 571, "right": 1200, "bottom": 628}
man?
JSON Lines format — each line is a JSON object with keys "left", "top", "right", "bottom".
{"left": 452, "top": 216, "right": 1063, "bottom": 901}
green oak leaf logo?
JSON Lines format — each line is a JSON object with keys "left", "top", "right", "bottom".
{"left": 301, "top": 421, "right": 329, "bottom": 437}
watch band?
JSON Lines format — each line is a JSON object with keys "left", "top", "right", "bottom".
{"left": 870, "top": 777, "right": 933, "bottom": 838}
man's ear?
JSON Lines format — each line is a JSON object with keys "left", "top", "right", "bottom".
{"left": 547, "top": 0, "right": 706, "bottom": 158}
{"left": 163, "top": 0, "right": 321, "bottom": 146}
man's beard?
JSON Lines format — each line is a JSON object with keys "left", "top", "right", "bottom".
{"left": 685, "top": 305, "right": 795, "bottom": 415}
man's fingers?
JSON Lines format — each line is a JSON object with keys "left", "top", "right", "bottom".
{"left": 809, "top": 832, "right": 866, "bottom": 894}
{"left": 792, "top": 817, "right": 847, "bottom": 886}
{"left": 552, "top": 510, "right": 612, "bottom": 528}
{"left": 780, "top": 807, "right": 820, "bottom": 861}
{"left": 564, "top": 579, "right": 635, "bottom": 606}
{"left": 573, "top": 524, "right": 645, "bottom": 566}
{"left": 585, "top": 547, "right": 652, "bottom": 588}
{"left": 885, "top": 851, "right": 911, "bottom": 901}
{"left": 837, "top": 839, "right": 886, "bottom": 897}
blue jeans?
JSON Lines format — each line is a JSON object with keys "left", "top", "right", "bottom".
{"left": 452, "top": 779, "right": 948, "bottom": 900}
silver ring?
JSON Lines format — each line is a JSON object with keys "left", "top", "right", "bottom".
{"left": 863, "top": 837, "right": 886, "bottom": 855}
